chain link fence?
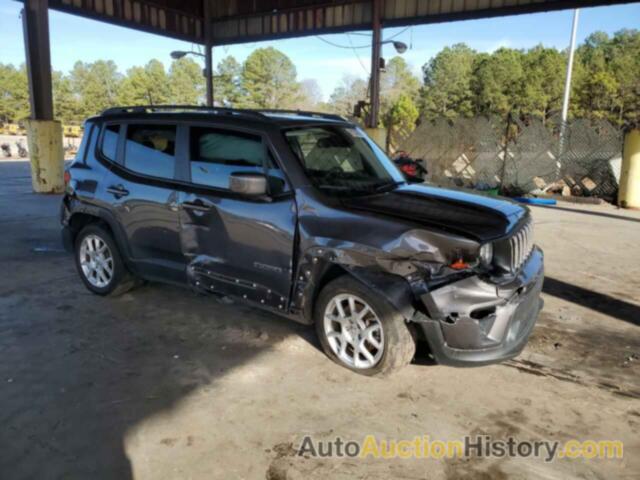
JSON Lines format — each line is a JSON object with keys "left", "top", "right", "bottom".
{"left": 399, "top": 115, "right": 623, "bottom": 200}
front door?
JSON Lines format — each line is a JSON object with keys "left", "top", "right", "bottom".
{"left": 177, "top": 125, "right": 296, "bottom": 308}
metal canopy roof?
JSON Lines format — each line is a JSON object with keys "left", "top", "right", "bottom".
{"left": 45, "top": 0, "right": 634, "bottom": 46}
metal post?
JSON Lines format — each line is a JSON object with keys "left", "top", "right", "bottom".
{"left": 367, "top": 0, "right": 382, "bottom": 128}
{"left": 558, "top": 8, "right": 579, "bottom": 174}
{"left": 203, "top": 0, "right": 213, "bottom": 106}
{"left": 22, "top": 0, "right": 53, "bottom": 120}
{"left": 205, "top": 46, "right": 213, "bottom": 107}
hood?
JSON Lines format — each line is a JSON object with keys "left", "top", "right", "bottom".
{"left": 340, "top": 183, "right": 526, "bottom": 242}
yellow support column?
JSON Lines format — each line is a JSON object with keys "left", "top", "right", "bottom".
{"left": 25, "top": 119, "right": 64, "bottom": 193}
{"left": 618, "top": 129, "right": 640, "bottom": 209}
{"left": 364, "top": 127, "right": 388, "bottom": 152}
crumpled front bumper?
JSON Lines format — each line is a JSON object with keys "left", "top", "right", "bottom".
{"left": 415, "top": 246, "right": 544, "bottom": 366}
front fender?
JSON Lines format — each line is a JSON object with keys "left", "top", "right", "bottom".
{"left": 292, "top": 245, "right": 423, "bottom": 324}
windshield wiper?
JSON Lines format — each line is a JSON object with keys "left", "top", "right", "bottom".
{"left": 315, "top": 184, "right": 353, "bottom": 191}
{"left": 372, "top": 180, "right": 405, "bottom": 193}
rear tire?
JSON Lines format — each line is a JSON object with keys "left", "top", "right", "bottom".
{"left": 74, "top": 224, "right": 136, "bottom": 296}
{"left": 314, "top": 276, "right": 416, "bottom": 376}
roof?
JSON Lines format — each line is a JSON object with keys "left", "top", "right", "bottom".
{"left": 96, "top": 105, "right": 351, "bottom": 128}
{"left": 43, "top": 0, "right": 636, "bottom": 46}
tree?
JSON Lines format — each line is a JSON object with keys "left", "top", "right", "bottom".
{"left": 294, "top": 79, "right": 323, "bottom": 110}
{"left": 328, "top": 75, "right": 368, "bottom": 117}
{"left": 472, "top": 47, "right": 525, "bottom": 117}
{"left": 608, "top": 29, "right": 640, "bottom": 125}
{"left": 214, "top": 55, "right": 242, "bottom": 106}
{"left": 380, "top": 56, "right": 421, "bottom": 136}
{"left": 384, "top": 93, "right": 419, "bottom": 151}
{"left": 381, "top": 56, "right": 420, "bottom": 103}
{"left": 117, "top": 59, "right": 171, "bottom": 106}
{"left": 573, "top": 29, "right": 640, "bottom": 125}
{"left": 421, "top": 44, "right": 477, "bottom": 119}
{"left": 0, "top": 63, "right": 29, "bottom": 123}
{"left": 169, "top": 57, "right": 204, "bottom": 104}
{"left": 52, "top": 71, "right": 79, "bottom": 124}
{"left": 69, "top": 60, "right": 122, "bottom": 117}
{"left": 573, "top": 31, "right": 618, "bottom": 121}
{"left": 240, "top": 47, "right": 301, "bottom": 108}
{"left": 519, "top": 46, "right": 566, "bottom": 123}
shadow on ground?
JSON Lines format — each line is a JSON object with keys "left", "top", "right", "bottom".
{"left": 533, "top": 203, "right": 640, "bottom": 224}
{"left": 0, "top": 161, "right": 316, "bottom": 479}
{"left": 543, "top": 276, "right": 640, "bottom": 327}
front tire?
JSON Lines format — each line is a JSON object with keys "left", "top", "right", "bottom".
{"left": 314, "top": 276, "right": 416, "bottom": 376}
{"left": 74, "top": 224, "right": 136, "bottom": 296}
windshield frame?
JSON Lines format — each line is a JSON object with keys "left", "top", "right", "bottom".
{"left": 283, "top": 124, "right": 405, "bottom": 197}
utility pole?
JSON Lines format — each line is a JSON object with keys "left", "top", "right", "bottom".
{"left": 203, "top": 0, "right": 213, "bottom": 106}
{"left": 558, "top": 8, "right": 580, "bottom": 175}
{"left": 367, "top": 0, "right": 382, "bottom": 128}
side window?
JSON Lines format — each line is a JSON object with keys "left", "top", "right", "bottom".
{"left": 124, "top": 124, "right": 177, "bottom": 180}
{"left": 189, "top": 127, "right": 288, "bottom": 193}
{"left": 101, "top": 124, "right": 120, "bottom": 161}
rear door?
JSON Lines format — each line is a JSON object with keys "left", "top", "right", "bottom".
{"left": 177, "top": 124, "right": 296, "bottom": 308}
{"left": 100, "top": 121, "right": 185, "bottom": 282}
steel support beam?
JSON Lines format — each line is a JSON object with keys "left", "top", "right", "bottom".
{"left": 367, "top": 0, "right": 382, "bottom": 128}
{"left": 22, "top": 0, "right": 54, "bottom": 121}
{"left": 204, "top": 0, "right": 214, "bottom": 107}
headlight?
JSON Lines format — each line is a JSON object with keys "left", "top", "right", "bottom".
{"left": 479, "top": 243, "right": 494, "bottom": 267}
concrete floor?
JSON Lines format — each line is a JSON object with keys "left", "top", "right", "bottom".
{"left": 0, "top": 159, "right": 638, "bottom": 480}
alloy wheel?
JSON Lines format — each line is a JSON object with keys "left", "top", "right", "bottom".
{"left": 79, "top": 234, "right": 114, "bottom": 288}
{"left": 323, "top": 294, "right": 384, "bottom": 369}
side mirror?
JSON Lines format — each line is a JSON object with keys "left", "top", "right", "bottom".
{"left": 229, "top": 172, "right": 268, "bottom": 196}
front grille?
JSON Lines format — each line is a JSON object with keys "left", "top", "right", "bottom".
{"left": 494, "top": 219, "right": 534, "bottom": 273}
{"left": 508, "top": 219, "right": 534, "bottom": 272}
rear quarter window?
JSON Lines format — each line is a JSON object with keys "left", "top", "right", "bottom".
{"left": 101, "top": 124, "right": 120, "bottom": 161}
{"left": 73, "top": 122, "right": 94, "bottom": 164}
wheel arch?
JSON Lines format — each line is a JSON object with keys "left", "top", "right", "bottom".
{"left": 66, "top": 206, "right": 132, "bottom": 266}
{"left": 297, "top": 251, "right": 418, "bottom": 325}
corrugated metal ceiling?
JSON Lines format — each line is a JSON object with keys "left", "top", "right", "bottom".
{"left": 44, "top": 0, "right": 634, "bottom": 45}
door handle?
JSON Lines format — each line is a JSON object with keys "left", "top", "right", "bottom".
{"left": 107, "top": 184, "right": 129, "bottom": 197}
{"left": 182, "top": 200, "right": 211, "bottom": 212}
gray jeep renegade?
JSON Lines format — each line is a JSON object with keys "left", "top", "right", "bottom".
{"left": 61, "top": 106, "right": 544, "bottom": 375}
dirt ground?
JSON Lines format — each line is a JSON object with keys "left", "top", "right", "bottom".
{"left": 0, "top": 159, "right": 638, "bottom": 480}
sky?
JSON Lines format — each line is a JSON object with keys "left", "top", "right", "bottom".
{"left": 1, "top": 1, "right": 639, "bottom": 100}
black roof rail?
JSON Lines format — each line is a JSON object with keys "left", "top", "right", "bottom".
{"left": 255, "top": 109, "right": 347, "bottom": 122}
{"left": 100, "top": 105, "right": 348, "bottom": 122}
{"left": 100, "top": 105, "right": 268, "bottom": 119}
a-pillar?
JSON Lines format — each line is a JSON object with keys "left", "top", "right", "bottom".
{"left": 22, "top": 0, "right": 64, "bottom": 193}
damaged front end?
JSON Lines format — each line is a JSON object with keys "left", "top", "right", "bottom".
{"left": 416, "top": 247, "right": 544, "bottom": 366}
{"left": 293, "top": 200, "right": 544, "bottom": 367}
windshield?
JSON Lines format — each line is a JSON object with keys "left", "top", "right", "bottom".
{"left": 284, "top": 125, "right": 404, "bottom": 195}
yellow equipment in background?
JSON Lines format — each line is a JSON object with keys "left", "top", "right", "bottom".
{"left": 63, "top": 125, "right": 82, "bottom": 138}
{"left": 2, "top": 123, "right": 25, "bottom": 135}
